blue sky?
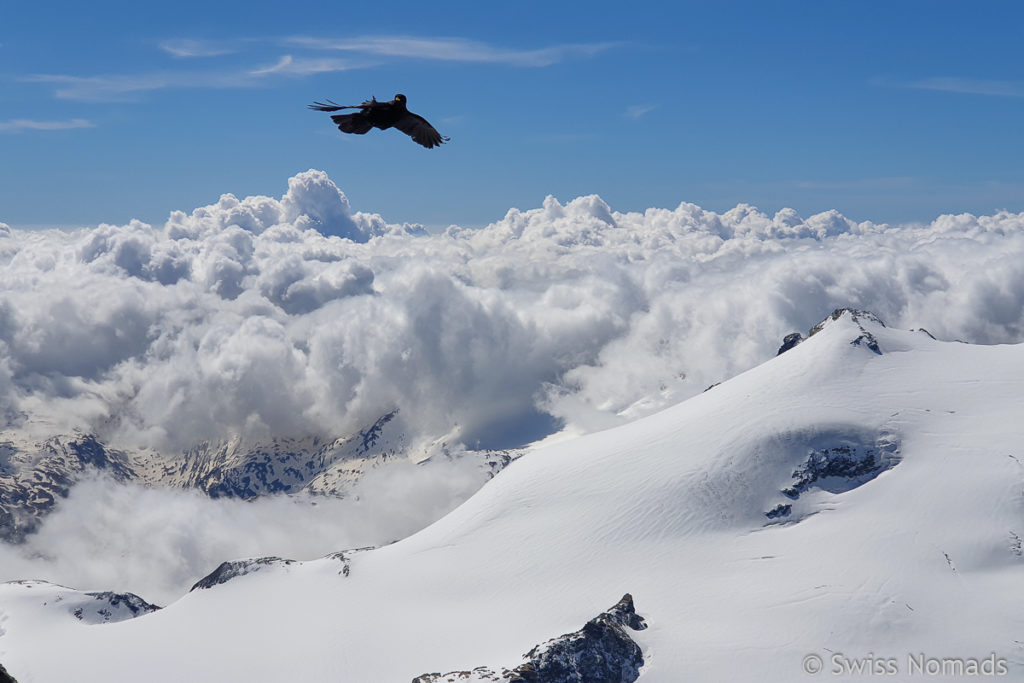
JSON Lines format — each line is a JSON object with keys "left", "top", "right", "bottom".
{"left": 2, "top": 0, "right": 1022, "bottom": 229}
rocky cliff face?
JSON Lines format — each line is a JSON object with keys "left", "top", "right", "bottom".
{"left": 152, "top": 411, "right": 408, "bottom": 498}
{"left": 413, "top": 593, "right": 647, "bottom": 683}
{"left": 0, "top": 434, "right": 137, "bottom": 542}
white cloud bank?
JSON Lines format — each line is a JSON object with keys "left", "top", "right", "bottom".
{"left": 2, "top": 169, "right": 1024, "bottom": 453}
{"left": 3, "top": 170, "right": 1024, "bottom": 601}
{"left": 0, "top": 455, "right": 488, "bottom": 604}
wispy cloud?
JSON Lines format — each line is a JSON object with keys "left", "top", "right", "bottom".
{"left": 24, "top": 68, "right": 277, "bottom": 102}
{"left": 625, "top": 104, "right": 656, "bottom": 119}
{"left": 906, "top": 77, "right": 1024, "bottom": 98}
{"left": 286, "top": 35, "right": 616, "bottom": 67}
{"left": 0, "top": 118, "right": 95, "bottom": 133}
{"left": 250, "top": 55, "right": 356, "bottom": 77}
{"left": 159, "top": 38, "right": 238, "bottom": 59}
{"left": 23, "top": 34, "right": 615, "bottom": 102}
{"left": 22, "top": 73, "right": 176, "bottom": 102}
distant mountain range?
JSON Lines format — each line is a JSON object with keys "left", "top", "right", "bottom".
{"left": 0, "top": 409, "right": 517, "bottom": 543}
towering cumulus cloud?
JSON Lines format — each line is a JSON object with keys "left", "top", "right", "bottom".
{"left": 2, "top": 170, "right": 1024, "bottom": 452}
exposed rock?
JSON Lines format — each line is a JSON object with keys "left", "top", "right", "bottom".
{"left": 808, "top": 308, "right": 886, "bottom": 337}
{"left": 808, "top": 308, "right": 884, "bottom": 354}
{"left": 190, "top": 556, "right": 295, "bottom": 591}
{"left": 0, "top": 662, "right": 18, "bottom": 683}
{"left": 776, "top": 332, "right": 804, "bottom": 355}
{"left": 778, "top": 308, "right": 887, "bottom": 358}
{"left": 413, "top": 593, "right": 647, "bottom": 683}
{"left": 167, "top": 411, "right": 406, "bottom": 499}
{"left": 73, "top": 591, "right": 162, "bottom": 624}
{"left": 781, "top": 439, "right": 898, "bottom": 500}
{"left": 2, "top": 580, "right": 160, "bottom": 625}
{"left": 0, "top": 433, "right": 137, "bottom": 542}
{"left": 0, "top": 411, "right": 520, "bottom": 543}
{"left": 770, "top": 309, "right": 884, "bottom": 358}
{"left": 1010, "top": 531, "right": 1023, "bottom": 557}
{"left": 327, "top": 546, "right": 375, "bottom": 577}
{"left": 765, "top": 430, "right": 900, "bottom": 521}
{"left": 413, "top": 668, "right": 505, "bottom": 682}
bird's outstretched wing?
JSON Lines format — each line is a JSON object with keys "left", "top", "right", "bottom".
{"left": 393, "top": 112, "right": 450, "bottom": 149}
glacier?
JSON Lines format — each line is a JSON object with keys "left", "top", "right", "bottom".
{"left": 1, "top": 309, "right": 1022, "bottom": 681}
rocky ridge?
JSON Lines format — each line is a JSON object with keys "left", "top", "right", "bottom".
{"left": 1, "top": 580, "right": 160, "bottom": 626}
{"left": 0, "top": 411, "right": 519, "bottom": 543}
{"left": 413, "top": 593, "right": 647, "bottom": 683}
{"left": 777, "top": 307, "right": 887, "bottom": 355}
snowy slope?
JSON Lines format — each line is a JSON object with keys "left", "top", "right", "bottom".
{"left": 1, "top": 310, "right": 1023, "bottom": 682}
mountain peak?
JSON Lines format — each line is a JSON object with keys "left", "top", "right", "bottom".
{"left": 778, "top": 307, "right": 887, "bottom": 356}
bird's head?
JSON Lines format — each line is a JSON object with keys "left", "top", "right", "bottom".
{"left": 394, "top": 93, "right": 407, "bottom": 105}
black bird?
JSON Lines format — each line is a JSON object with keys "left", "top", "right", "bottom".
{"left": 308, "top": 94, "right": 450, "bottom": 149}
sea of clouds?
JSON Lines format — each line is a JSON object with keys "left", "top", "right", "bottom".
{"left": 0, "top": 458, "right": 486, "bottom": 604}
{"left": 2, "top": 168, "right": 1023, "bottom": 600}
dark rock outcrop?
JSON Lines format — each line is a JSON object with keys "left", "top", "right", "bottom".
{"left": 190, "top": 556, "right": 295, "bottom": 591}
{"left": 73, "top": 590, "right": 162, "bottom": 624}
{"left": 776, "top": 332, "right": 804, "bottom": 355}
{"left": 782, "top": 439, "right": 898, "bottom": 500}
{"left": 2, "top": 580, "right": 160, "bottom": 625}
{"left": 413, "top": 593, "right": 647, "bottom": 683}
{"left": 778, "top": 308, "right": 887, "bottom": 357}
{"left": 765, "top": 503, "right": 792, "bottom": 519}
{"left": 0, "top": 662, "right": 18, "bottom": 683}
{"left": 765, "top": 430, "right": 900, "bottom": 521}
{"left": 807, "top": 308, "right": 884, "bottom": 337}
{"left": 809, "top": 308, "right": 884, "bottom": 354}
{"left": 327, "top": 546, "right": 375, "bottom": 577}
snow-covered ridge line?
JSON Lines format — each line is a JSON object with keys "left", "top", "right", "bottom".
{"left": 0, "top": 580, "right": 159, "bottom": 626}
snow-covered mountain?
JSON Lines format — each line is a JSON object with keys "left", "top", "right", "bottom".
{"left": 2, "top": 309, "right": 1022, "bottom": 681}
{"left": 0, "top": 412, "right": 517, "bottom": 543}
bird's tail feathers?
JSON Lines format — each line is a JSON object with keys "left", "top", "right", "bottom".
{"left": 309, "top": 99, "right": 363, "bottom": 112}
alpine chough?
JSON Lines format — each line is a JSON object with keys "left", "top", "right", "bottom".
{"left": 309, "top": 94, "right": 449, "bottom": 149}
